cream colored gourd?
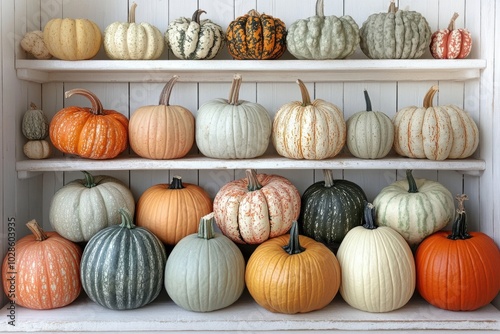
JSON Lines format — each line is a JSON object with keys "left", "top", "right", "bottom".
{"left": 393, "top": 85, "right": 479, "bottom": 160}
{"left": 104, "top": 2, "right": 164, "bottom": 60}
{"left": 346, "top": 90, "right": 394, "bottom": 159}
{"left": 23, "top": 140, "right": 51, "bottom": 159}
{"left": 272, "top": 79, "right": 346, "bottom": 160}
{"left": 20, "top": 31, "right": 52, "bottom": 59}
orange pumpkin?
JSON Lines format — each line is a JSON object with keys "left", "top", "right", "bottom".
{"left": 49, "top": 89, "right": 129, "bottom": 159}
{"left": 415, "top": 194, "right": 500, "bottom": 311}
{"left": 430, "top": 12, "right": 472, "bottom": 59}
{"left": 1, "top": 220, "right": 82, "bottom": 310}
{"left": 136, "top": 175, "right": 213, "bottom": 245}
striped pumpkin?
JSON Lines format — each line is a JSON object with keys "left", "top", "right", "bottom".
{"left": 80, "top": 209, "right": 166, "bottom": 310}
{"left": 430, "top": 12, "right": 472, "bottom": 59}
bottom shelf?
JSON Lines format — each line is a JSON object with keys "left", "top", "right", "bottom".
{"left": 0, "top": 290, "right": 499, "bottom": 333}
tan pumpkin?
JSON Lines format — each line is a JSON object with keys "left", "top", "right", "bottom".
{"left": 272, "top": 79, "right": 346, "bottom": 160}
{"left": 20, "top": 30, "right": 52, "bottom": 59}
{"left": 393, "top": 85, "right": 479, "bottom": 160}
{"left": 23, "top": 140, "right": 51, "bottom": 159}
{"left": 129, "top": 76, "right": 194, "bottom": 159}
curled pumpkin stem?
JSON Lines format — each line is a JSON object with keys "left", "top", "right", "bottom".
{"left": 26, "top": 219, "right": 49, "bottom": 241}
{"left": 192, "top": 9, "right": 207, "bottom": 23}
{"left": 159, "top": 75, "right": 180, "bottom": 106}
{"left": 297, "top": 79, "right": 312, "bottom": 106}
{"left": 448, "top": 12, "right": 459, "bottom": 30}
{"left": 65, "top": 88, "right": 104, "bottom": 115}
{"left": 423, "top": 85, "right": 439, "bottom": 108}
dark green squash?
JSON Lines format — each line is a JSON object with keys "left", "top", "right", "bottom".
{"left": 299, "top": 169, "right": 367, "bottom": 250}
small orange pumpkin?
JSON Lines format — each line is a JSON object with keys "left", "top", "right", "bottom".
{"left": 430, "top": 12, "right": 472, "bottom": 59}
{"left": 49, "top": 89, "right": 129, "bottom": 159}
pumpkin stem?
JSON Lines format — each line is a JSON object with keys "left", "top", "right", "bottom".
{"left": 192, "top": 9, "right": 207, "bottom": 23}
{"left": 198, "top": 212, "right": 216, "bottom": 240}
{"left": 423, "top": 85, "right": 439, "bottom": 108}
{"left": 228, "top": 74, "right": 242, "bottom": 106}
{"left": 283, "top": 221, "right": 305, "bottom": 254}
{"left": 248, "top": 9, "right": 260, "bottom": 17}
{"left": 26, "top": 219, "right": 48, "bottom": 241}
{"left": 82, "top": 171, "right": 97, "bottom": 188}
{"left": 363, "top": 90, "right": 373, "bottom": 112}
{"left": 388, "top": 0, "right": 398, "bottom": 13}
{"left": 315, "top": 0, "right": 325, "bottom": 18}
{"left": 362, "top": 202, "right": 378, "bottom": 230}
{"left": 159, "top": 75, "right": 180, "bottom": 106}
{"left": 129, "top": 2, "right": 138, "bottom": 24}
{"left": 297, "top": 79, "right": 312, "bottom": 106}
{"left": 322, "top": 169, "right": 335, "bottom": 188}
{"left": 448, "top": 12, "right": 459, "bottom": 31}
{"left": 168, "top": 175, "right": 185, "bottom": 189}
{"left": 30, "top": 102, "right": 38, "bottom": 110}
{"left": 448, "top": 194, "right": 472, "bottom": 240}
{"left": 119, "top": 208, "right": 136, "bottom": 230}
{"left": 246, "top": 169, "right": 263, "bottom": 191}
{"left": 406, "top": 169, "right": 419, "bottom": 193}
{"left": 65, "top": 88, "right": 104, "bottom": 116}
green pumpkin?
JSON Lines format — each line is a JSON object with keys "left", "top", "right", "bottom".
{"left": 299, "top": 169, "right": 367, "bottom": 250}
{"left": 164, "top": 213, "right": 246, "bottom": 312}
{"left": 22, "top": 102, "right": 49, "bottom": 140}
{"left": 359, "top": 1, "right": 431, "bottom": 59}
{"left": 286, "top": 0, "right": 359, "bottom": 60}
{"left": 80, "top": 209, "right": 166, "bottom": 310}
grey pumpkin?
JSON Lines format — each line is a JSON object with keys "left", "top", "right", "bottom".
{"left": 22, "top": 102, "right": 49, "bottom": 140}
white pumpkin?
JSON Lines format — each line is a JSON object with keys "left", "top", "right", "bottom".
{"left": 337, "top": 202, "right": 416, "bottom": 313}
{"left": 20, "top": 30, "right": 52, "bottom": 59}
{"left": 196, "top": 74, "right": 272, "bottom": 159}
{"left": 23, "top": 140, "right": 51, "bottom": 159}
{"left": 104, "top": 2, "right": 165, "bottom": 60}
{"left": 346, "top": 90, "right": 394, "bottom": 159}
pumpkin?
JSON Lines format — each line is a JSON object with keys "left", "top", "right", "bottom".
{"left": 129, "top": 75, "right": 194, "bottom": 159}
{"left": 373, "top": 169, "right": 455, "bottom": 248}
{"left": 104, "top": 2, "right": 164, "bottom": 60}
{"left": 430, "top": 12, "right": 472, "bottom": 59}
{"left": 286, "top": 0, "right": 359, "bottom": 60}
{"left": 165, "top": 213, "right": 246, "bottom": 312}
{"left": 346, "top": 90, "right": 394, "bottom": 159}
{"left": 43, "top": 18, "right": 102, "bottom": 60}
{"left": 299, "top": 169, "right": 367, "bottom": 250}
{"left": 22, "top": 102, "right": 49, "bottom": 140}
{"left": 393, "top": 85, "right": 479, "bottom": 160}
{"left": 136, "top": 175, "right": 213, "bottom": 245}
{"left": 20, "top": 30, "right": 52, "bottom": 59}
{"left": 226, "top": 9, "right": 286, "bottom": 60}
{"left": 195, "top": 74, "right": 272, "bottom": 159}
{"left": 359, "top": 0, "right": 431, "bottom": 59}
{"left": 49, "top": 171, "right": 135, "bottom": 242}
{"left": 1, "top": 220, "right": 81, "bottom": 310}
{"left": 213, "top": 169, "right": 301, "bottom": 244}
{"left": 23, "top": 140, "right": 51, "bottom": 159}
{"left": 415, "top": 194, "right": 500, "bottom": 311}
{"left": 49, "top": 88, "right": 129, "bottom": 160}
{"left": 245, "top": 221, "right": 341, "bottom": 314}
{"left": 81, "top": 209, "right": 166, "bottom": 310}
{"left": 166, "top": 9, "right": 224, "bottom": 60}
{"left": 337, "top": 202, "right": 416, "bottom": 313}
{"left": 272, "top": 79, "right": 346, "bottom": 160}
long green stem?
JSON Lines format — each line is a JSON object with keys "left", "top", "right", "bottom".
{"left": 406, "top": 169, "right": 418, "bottom": 193}
{"left": 283, "top": 221, "right": 305, "bottom": 254}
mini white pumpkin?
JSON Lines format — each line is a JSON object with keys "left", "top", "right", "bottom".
{"left": 23, "top": 140, "right": 51, "bottom": 159}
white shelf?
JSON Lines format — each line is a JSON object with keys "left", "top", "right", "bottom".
{"left": 16, "top": 59, "right": 486, "bottom": 83}
{"left": 15, "top": 153, "right": 486, "bottom": 179}
{"left": 0, "top": 291, "right": 498, "bottom": 333}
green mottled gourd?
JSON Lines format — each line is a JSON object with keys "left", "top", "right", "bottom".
{"left": 22, "top": 103, "right": 49, "bottom": 140}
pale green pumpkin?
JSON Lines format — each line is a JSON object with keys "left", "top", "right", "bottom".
{"left": 286, "top": 0, "right": 359, "bottom": 60}
{"left": 22, "top": 103, "right": 49, "bottom": 140}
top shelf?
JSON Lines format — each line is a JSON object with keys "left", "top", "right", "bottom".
{"left": 16, "top": 59, "right": 487, "bottom": 83}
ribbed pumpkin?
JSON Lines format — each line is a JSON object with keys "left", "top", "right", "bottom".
{"left": 359, "top": 0, "right": 431, "bottom": 59}
{"left": 226, "top": 9, "right": 286, "bottom": 60}
{"left": 165, "top": 213, "right": 246, "bottom": 312}
{"left": 430, "top": 12, "right": 472, "bottom": 59}
{"left": 393, "top": 85, "right": 479, "bottom": 160}
{"left": 346, "top": 90, "right": 394, "bottom": 159}
{"left": 272, "top": 79, "right": 346, "bottom": 160}
{"left": 49, "top": 88, "right": 129, "bottom": 159}
{"left": 299, "top": 169, "right": 367, "bottom": 250}
{"left": 49, "top": 171, "right": 135, "bottom": 242}
{"left": 213, "top": 169, "right": 301, "bottom": 245}
{"left": 43, "top": 18, "right": 102, "bottom": 60}
{"left": 2, "top": 220, "right": 81, "bottom": 310}
{"left": 373, "top": 169, "right": 455, "bottom": 248}
{"left": 129, "top": 76, "right": 195, "bottom": 159}
{"left": 23, "top": 140, "right": 51, "bottom": 159}
{"left": 104, "top": 2, "right": 165, "bottom": 60}
{"left": 22, "top": 103, "right": 49, "bottom": 140}
{"left": 136, "top": 175, "right": 213, "bottom": 245}
{"left": 415, "top": 194, "right": 500, "bottom": 311}
{"left": 166, "top": 9, "right": 224, "bottom": 60}
{"left": 81, "top": 209, "right": 166, "bottom": 310}
{"left": 195, "top": 74, "right": 272, "bottom": 159}
{"left": 286, "top": 0, "right": 359, "bottom": 60}
{"left": 245, "top": 221, "right": 341, "bottom": 314}
{"left": 337, "top": 202, "right": 416, "bottom": 313}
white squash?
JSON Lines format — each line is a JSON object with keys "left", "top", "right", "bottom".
{"left": 20, "top": 30, "right": 52, "bottom": 59}
{"left": 23, "top": 140, "right": 51, "bottom": 159}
